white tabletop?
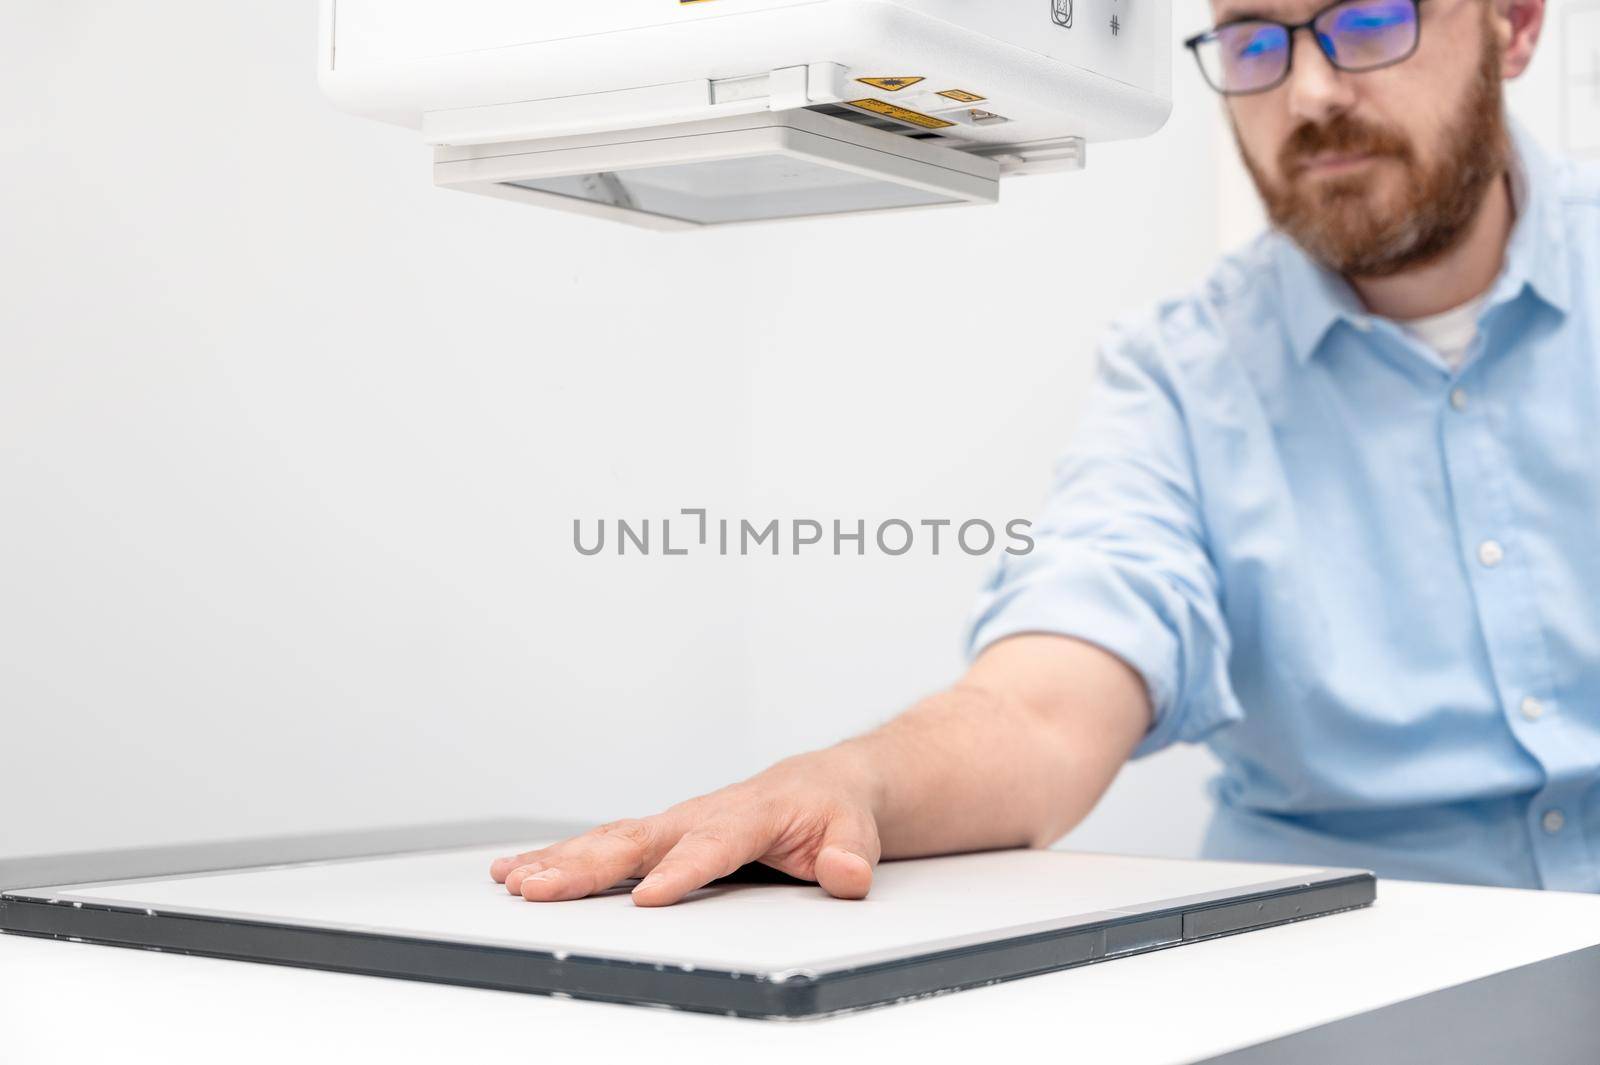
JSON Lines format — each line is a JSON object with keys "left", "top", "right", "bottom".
{"left": 5, "top": 874, "right": 1600, "bottom": 1064}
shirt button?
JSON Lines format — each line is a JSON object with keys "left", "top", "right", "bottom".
{"left": 1520, "top": 696, "right": 1546, "bottom": 722}
{"left": 1542, "top": 809, "right": 1566, "bottom": 835}
{"left": 1478, "top": 540, "right": 1505, "bottom": 568}
{"left": 1450, "top": 388, "right": 1469, "bottom": 412}
{"left": 1351, "top": 317, "right": 1374, "bottom": 333}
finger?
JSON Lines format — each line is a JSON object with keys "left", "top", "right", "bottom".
{"left": 503, "top": 840, "right": 592, "bottom": 892}
{"left": 518, "top": 820, "right": 675, "bottom": 903}
{"left": 491, "top": 846, "right": 555, "bottom": 884}
{"left": 497, "top": 822, "right": 661, "bottom": 893}
{"left": 812, "top": 811, "right": 881, "bottom": 901}
{"left": 631, "top": 821, "right": 768, "bottom": 907}
{"left": 505, "top": 859, "right": 554, "bottom": 896}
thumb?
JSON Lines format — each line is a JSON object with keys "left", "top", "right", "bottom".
{"left": 812, "top": 810, "right": 881, "bottom": 900}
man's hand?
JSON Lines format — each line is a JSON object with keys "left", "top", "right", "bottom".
{"left": 488, "top": 749, "right": 883, "bottom": 907}
{"left": 489, "top": 636, "right": 1150, "bottom": 908}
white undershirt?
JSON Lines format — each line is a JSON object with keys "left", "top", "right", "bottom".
{"left": 1399, "top": 294, "right": 1488, "bottom": 372}
{"left": 1389, "top": 159, "right": 1525, "bottom": 373}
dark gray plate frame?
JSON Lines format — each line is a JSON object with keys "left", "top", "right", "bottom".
{"left": 0, "top": 819, "right": 1375, "bottom": 1020}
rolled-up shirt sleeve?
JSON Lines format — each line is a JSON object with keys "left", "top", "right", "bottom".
{"left": 967, "top": 323, "right": 1244, "bottom": 758}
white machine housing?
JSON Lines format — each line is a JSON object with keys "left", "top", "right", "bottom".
{"left": 319, "top": 0, "right": 1172, "bottom": 229}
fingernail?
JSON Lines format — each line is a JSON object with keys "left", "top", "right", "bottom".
{"left": 633, "top": 874, "right": 663, "bottom": 892}
{"left": 528, "top": 868, "right": 561, "bottom": 882}
{"left": 492, "top": 856, "right": 513, "bottom": 867}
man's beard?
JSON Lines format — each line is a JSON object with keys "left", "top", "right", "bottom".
{"left": 1238, "top": 29, "right": 1510, "bottom": 278}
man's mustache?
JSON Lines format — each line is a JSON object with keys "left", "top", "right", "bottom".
{"left": 1278, "top": 115, "right": 1413, "bottom": 176}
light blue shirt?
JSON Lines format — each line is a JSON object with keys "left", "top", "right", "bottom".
{"left": 969, "top": 125, "right": 1600, "bottom": 891}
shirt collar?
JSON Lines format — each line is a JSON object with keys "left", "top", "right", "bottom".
{"left": 1272, "top": 231, "right": 1364, "bottom": 366}
{"left": 1493, "top": 119, "right": 1572, "bottom": 317}
{"left": 1271, "top": 115, "right": 1571, "bottom": 366}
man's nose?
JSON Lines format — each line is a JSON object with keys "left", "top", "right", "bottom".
{"left": 1284, "top": 28, "right": 1356, "bottom": 125}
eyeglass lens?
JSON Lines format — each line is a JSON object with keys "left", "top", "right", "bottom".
{"left": 1195, "top": 0, "right": 1419, "bottom": 94}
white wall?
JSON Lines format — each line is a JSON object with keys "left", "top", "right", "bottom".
{"left": 1508, "top": 0, "right": 1599, "bottom": 155}
{"left": 0, "top": 0, "right": 1228, "bottom": 860}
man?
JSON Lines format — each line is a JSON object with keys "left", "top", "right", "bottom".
{"left": 493, "top": 0, "right": 1599, "bottom": 905}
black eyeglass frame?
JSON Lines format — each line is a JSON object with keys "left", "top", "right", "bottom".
{"left": 1183, "top": 0, "right": 1428, "bottom": 96}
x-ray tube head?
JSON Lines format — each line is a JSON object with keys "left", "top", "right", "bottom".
{"left": 318, "top": 0, "right": 1172, "bottom": 228}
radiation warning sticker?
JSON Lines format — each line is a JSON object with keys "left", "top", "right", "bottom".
{"left": 937, "top": 89, "right": 986, "bottom": 103}
{"left": 846, "top": 98, "right": 956, "bottom": 129}
{"left": 856, "top": 76, "right": 925, "bottom": 92}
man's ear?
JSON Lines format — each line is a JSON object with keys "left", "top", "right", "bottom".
{"left": 1495, "top": 0, "right": 1545, "bottom": 80}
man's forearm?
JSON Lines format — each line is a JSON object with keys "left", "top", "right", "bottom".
{"left": 834, "top": 636, "right": 1152, "bottom": 859}
{"left": 494, "top": 635, "right": 1151, "bottom": 905}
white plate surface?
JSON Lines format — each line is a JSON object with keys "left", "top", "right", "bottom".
{"left": 20, "top": 844, "right": 1341, "bottom": 974}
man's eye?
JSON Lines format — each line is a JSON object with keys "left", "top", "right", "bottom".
{"left": 1347, "top": 13, "right": 1401, "bottom": 26}
{"left": 1239, "top": 33, "right": 1280, "bottom": 56}
{"left": 1335, "top": 6, "right": 1409, "bottom": 30}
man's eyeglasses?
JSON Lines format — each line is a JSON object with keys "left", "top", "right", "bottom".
{"left": 1184, "top": 0, "right": 1424, "bottom": 96}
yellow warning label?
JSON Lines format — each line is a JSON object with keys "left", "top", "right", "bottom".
{"left": 937, "top": 89, "right": 986, "bottom": 103}
{"left": 856, "top": 76, "right": 925, "bottom": 92}
{"left": 846, "top": 98, "right": 956, "bottom": 130}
